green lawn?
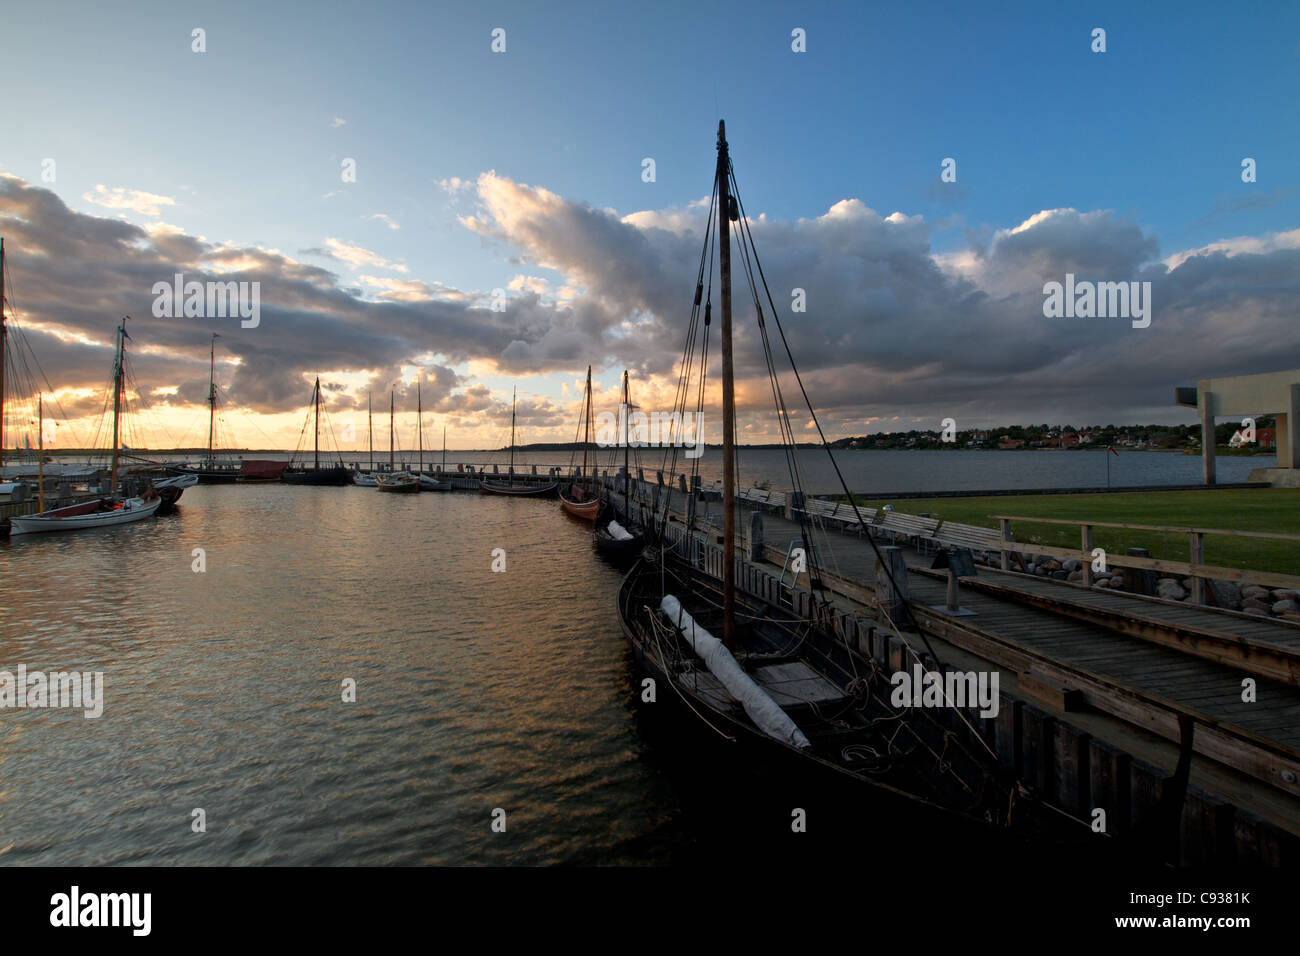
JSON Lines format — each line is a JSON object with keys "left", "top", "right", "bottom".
{"left": 853, "top": 488, "right": 1300, "bottom": 576}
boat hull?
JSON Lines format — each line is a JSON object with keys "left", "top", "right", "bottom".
{"left": 478, "top": 481, "right": 558, "bottom": 498}
{"left": 282, "top": 466, "right": 352, "bottom": 486}
{"left": 9, "top": 496, "right": 163, "bottom": 535}
{"left": 165, "top": 465, "right": 238, "bottom": 484}
{"left": 376, "top": 474, "right": 420, "bottom": 493}
{"left": 559, "top": 485, "right": 600, "bottom": 520}
{"left": 417, "top": 475, "right": 452, "bottom": 491}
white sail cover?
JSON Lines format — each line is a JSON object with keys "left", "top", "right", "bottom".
{"left": 661, "top": 594, "right": 811, "bottom": 749}
{"left": 607, "top": 520, "right": 635, "bottom": 541}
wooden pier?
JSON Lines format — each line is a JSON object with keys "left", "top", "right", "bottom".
{"left": 600, "top": 469, "right": 1300, "bottom": 866}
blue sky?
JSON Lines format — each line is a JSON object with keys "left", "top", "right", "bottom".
{"left": 1, "top": 0, "right": 1297, "bottom": 448}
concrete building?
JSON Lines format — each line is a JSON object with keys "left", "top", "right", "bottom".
{"left": 1176, "top": 369, "right": 1300, "bottom": 486}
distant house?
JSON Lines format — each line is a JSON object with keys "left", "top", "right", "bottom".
{"left": 1061, "top": 430, "right": 1080, "bottom": 448}
{"left": 1230, "top": 427, "right": 1276, "bottom": 448}
{"left": 999, "top": 437, "right": 1025, "bottom": 449}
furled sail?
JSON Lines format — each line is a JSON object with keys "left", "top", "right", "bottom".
{"left": 661, "top": 595, "right": 811, "bottom": 749}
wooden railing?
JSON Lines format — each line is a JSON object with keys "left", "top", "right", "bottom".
{"left": 992, "top": 515, "right": 1300, "bottom": 602}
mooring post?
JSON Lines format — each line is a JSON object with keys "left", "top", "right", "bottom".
{"left": 1000, "top": 517, "right": 1011, "bottom": 571}
{"left": 945, "top": 567, "right": 960, "bottom": 611}
{"left": 876, "top": 545, "right": 909, "bottom": 623}
{"left": 749, "top": 510, "right": 764, "bottom": 562}
{"left": 1081, "top": 523, "right": 1093, "bottom": 587}
{"left": 1189, "top": 532, "right": 1205, "bottom": 604}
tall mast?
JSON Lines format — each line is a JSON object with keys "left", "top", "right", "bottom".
{"left": 1, "top": 237, "right": 7, "bottom": 468}
{"left": 206, "top": 333, "right": 217, "bottom": 469}
{"left": 110, "top": 318, "right": 127, "bottom": 499}
{"left": 581, "top": 366, "right": 591, "bottom": 485}
{"left": 417, "top": 380, "right": 423, "bottom": 475}
{"left": 36, "top": 393, "right": 44, "bottom": 513}
{"left": 623, "top": 371, "right": 630, "bottom": 521}
{"left": 442, "top": 424, "right": 447, "bottom": 470}
{"left": 389, "top": 390, "right": 395, "bottom": 469}
{"left": 717, "top": 119, "right": 736, "bottom": 647}
{"left": 509, "top": 387, "right": 516, "bottom": 475}
{"left": 368, "top": 390, "right": 373, "bottom": 472}
{"left": 313, "top": 376, "right": 320, "bottom": 469}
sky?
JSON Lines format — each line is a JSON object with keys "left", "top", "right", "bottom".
{"left": 1, "top": 0, "right": 1298, "bottom": 453}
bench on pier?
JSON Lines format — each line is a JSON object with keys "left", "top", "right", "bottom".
{"left": 932, "top": 520, "right": 1004, "bottom": 556}
{"left": 796, "top": 498, "right": 875, "bottom": 534}
{"left": 876, "top": 511, "right": 941, "bottom": 551}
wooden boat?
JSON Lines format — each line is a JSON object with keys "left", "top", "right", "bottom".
{"left": 352, "top": 472, "right": 378, "bottom": 487}
{"left": 283, "top": 377, "right": 351, "bottom": 485}
{"left": 166, "top": 335, "right": 241, "bottom": 482}
{"left": 373, "top": 390, "right": 420, "bottom": 493}
{"left": 417, "top": 474, "right": 452, "bottom": 491}
{"left": 615, "top": 122, "right": 1022, "bottom": 832}
{"left": 236, "top": 459, "right": 288, "bottom": 482}
{"left": 594, "top": 370, "right": 646, "bottom": 555}
{"left": 412, "top": 381, "right": 451, "bottom": 491}
{"left": 376, "top": 472, "right": 419, "bottom": 493}
{"left": 10, "top": 320, "right": 164, "bottom": 535}
{"left": 154, "top": 472, "right": 198, "bottom": 513}
{"left": 479, "top": 387, "right": 558, "bottom": 497}
{"left": 559, "top": 366, "right": 601, "bottom": 520}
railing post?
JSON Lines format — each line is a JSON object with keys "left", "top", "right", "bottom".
{"left": 1000, "top": 517, "right": 1011, "bottom": 571}
{"left": 1081, "top": 524, "right": 1093, "bottom": 587}
{"left": 1189, "top": 531, "right": 1205, "bottom": 604}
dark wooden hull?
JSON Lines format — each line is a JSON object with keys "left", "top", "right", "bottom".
{"left": 282, "top": 466, "right": 352, "bottom": 486}
{"left": 616, "top": 554, "right": 1021, "bottom": 836}
{"left": 478, "top": 480, "right": 558, "bottom": 498}
{"left": 166, "top": 466, "right": 238, "bottom": 484}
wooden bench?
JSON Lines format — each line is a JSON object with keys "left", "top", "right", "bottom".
{"left": 932, "top": 520, "right": 1004, "bottom": 555}
{"left": 877, "top": 511, "right": 941, "bottom": 551}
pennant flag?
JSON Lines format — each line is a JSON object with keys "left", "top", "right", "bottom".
{"left": 1108, "top": 445, "right": 1119, "bottom": 456}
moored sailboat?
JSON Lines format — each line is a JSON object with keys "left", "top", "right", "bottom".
{"left": 283, "top": 377, "right": 351, "bottom": 485}
{"left": 594, "top": 370, "right": 646, "bottom": 559}
{"left": 10, "top": 319, "right": 163, "bottom": 534}
{"left": 559, "top": 366, "right": 600, "bottom": 520}
{"left": 166, "top": 334, "right": 239, "bottom": 482}
{"left": 375, "top": 388, "right": 421, "bottom": 493}
{"left": 479, "top": 387, "right": 558, "bottom": 497}
{"left": 615, "top": 122, "right": 1027, "bottom": 832}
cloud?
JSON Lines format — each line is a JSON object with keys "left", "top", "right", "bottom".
{"left": 82, "top": 184, "right": 176, "bottom": 218}
{"left": 436, "top": 176, "right": 474, "bottom": 196}
{"left": 366, "top": 213, "right": 399, "bottom": 230}
{"left": 331, "top": 117, "right": 347, "bottom": 128}
{"left": 321, "top": 238, "right": 408, "bottom": 273}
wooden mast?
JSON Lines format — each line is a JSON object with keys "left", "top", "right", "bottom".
{"left": 36, "top": 393, "right": 44, "bottom": 513}
{"left": 312, "top": 376, "right": 320, "bottom": 470}
{"left": 417, "top": 380, "right": 423, "bottom": 476}
{"left": 622, "top": 371, "right": 630, "bottom": 520}
{"left": 1, "top": 237, "right": 6, "bottom": 469}
{"left": 582, "top": 366, "right": 591, "bottom": 488}
{"left": 717, "top": 120, "right": 736, "bottom": 647}
{"left": 368, "top": 391, "right": 373, "bottom": 472}
{"left": 389, "top": 390, "right": 395, "bottom": 470}
{"left": 110, "top": 318, "right": 127, "bottom": 499}
{"left": 206, "top": 333, "right": 217, "bottom": 470}
{"left": 508, "top": 387, "right": 517, "bottom": 477}
{"left": 442, "top": 424, "right": 447, "bottom": 471}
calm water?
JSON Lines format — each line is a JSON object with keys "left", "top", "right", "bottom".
{"left": 0, "top": 485, "right": 696, "bottom": 865}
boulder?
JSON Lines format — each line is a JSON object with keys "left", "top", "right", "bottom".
{"left": 1093, "top": 578, "right": 1110, "bottom": 588}
{"left": 1272, "top": 589, "right": 1300, "bottom": 603}
{"left": 1068, "top": 570, "right": 1083, "bottom": 583}
{"left": 1043, "top": 559, "right": 1062, "bottom": 572}
{"left": 1242, "top": 598, "right": 1272, "bottom": 614}
{"left": 1052, "top": 570, "right": 1068, "bottom": 580}
{"left": 1034, "top": 554, "right": 1053, "bottom": 567}
{"left": 1034, "top": 566, "right": 1047, "bottom": 576}
{"left": 1062, "top": 558, "right": 1081, "bottom": 573}
{"left": 1243, "top": 585, "right": 1271, "bottom": 600}
{"left": 1157, "top": 579, "right": 1188, "bottom": 601}
{"left": 1209, "top": 580, "right": 1242, "bottom": 610}
{"left": 1272, "top": 599, "right": 1300, "bottom": 615}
